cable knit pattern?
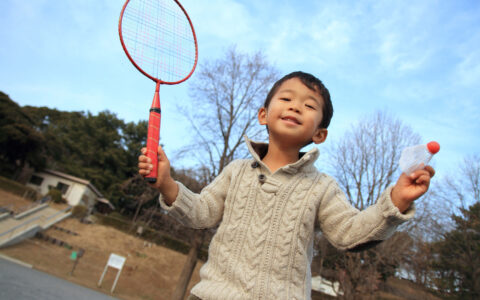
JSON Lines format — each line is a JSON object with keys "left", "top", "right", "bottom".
{"left": 159, "top": 137, "right": 415, "bottom": 300}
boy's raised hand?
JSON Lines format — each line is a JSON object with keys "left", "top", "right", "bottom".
{"left": 138, "top": 145, "right": 178, "bottom": 205}
{"left": 391, "top": 166, "right": 435, "bottom": 213}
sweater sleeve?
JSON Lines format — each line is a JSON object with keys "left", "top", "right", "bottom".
{"left": 317, "top": 177, "right": 415, "bottom": 251}
{"left": 158, "top": 160, "right": 240, "bottom": 229}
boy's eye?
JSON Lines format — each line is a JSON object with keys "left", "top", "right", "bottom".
{"left": 280, "top": 98, "right": 290, "bottom": 101}
{"left": 306, "top": 104, "right": 316, "bottom": 110}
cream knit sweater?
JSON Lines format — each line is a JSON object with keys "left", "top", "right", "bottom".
{"left": 159, "top": 138, "right": 414, "bottom": 300}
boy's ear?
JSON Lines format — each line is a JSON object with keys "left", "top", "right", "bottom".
{"left": 312, "top": 128, "right": 328, "bottom": 144}
{"left": 258, "top": 107, "right": 267, "bottom": 125}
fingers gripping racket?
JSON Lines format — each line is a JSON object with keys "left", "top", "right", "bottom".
{"left": 119, "top": 0, "right": 198, "bottom": 182}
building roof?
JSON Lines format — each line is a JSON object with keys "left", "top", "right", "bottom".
{"left": 41, "top": 169, "right": 104, "bottom": 198}
{"left": 97, "top": 197, "right": 115, "bottom": 210}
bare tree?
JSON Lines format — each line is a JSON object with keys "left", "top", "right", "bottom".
{"left": 172, "top": 46, "right": 279, "bottom": 299}
{"left": 327, "top": 110, "right": 421, "bottom": 209}
{"left": 121, "top": 174, "right": 159, "bottom": 227}
{"left": 438, "top": 154, "right": 480, "bottom": 212}
{"left": 420, "top": 154, "right": 480, "bottom": 243}
{"left": 321, "top": 110, "right": 422, "bottom": 298}
{"left": 179, "top": 45, "right": 279, "bottom": 180}
{"left": 462, "top": 154, "right": 480, "bottom": 204}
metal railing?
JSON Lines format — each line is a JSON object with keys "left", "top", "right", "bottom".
{"left": 16, "top": 200, "right": 46, "bottom": 216}
{"left": 0, "top": 204, "right": 14, "bottom": 214}
{"left": 0, "top": 214, "right": 45, "bottom": 240}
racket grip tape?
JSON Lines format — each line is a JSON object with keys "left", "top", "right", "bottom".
{"left": 145, "top": 85, "right": 161, "bottom": 183}
{"left": 146, "top": 109, "right": 161, "bottom": 182}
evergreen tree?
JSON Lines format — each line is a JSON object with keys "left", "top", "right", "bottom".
{"left": 431, "top": 202, "right": 480, "bottom": 298}
{"left": 1, "top": 98, "right": 149, "bottom": 209}
{"left": 0, "top": 92, "right": 45, "bottom": 178}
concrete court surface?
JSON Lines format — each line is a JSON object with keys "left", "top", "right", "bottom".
{"left": 0, "top": 256, "right": 119, "bottom": 300}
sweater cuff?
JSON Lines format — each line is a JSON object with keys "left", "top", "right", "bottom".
{"left": 158, "top": 181, "right": 195, "bottom": 220}
{"left": 379, "top": 185, "right": 416, "bottom": 226}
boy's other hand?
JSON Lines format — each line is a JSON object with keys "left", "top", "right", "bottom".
{"left": 391, "top": 166, "right": 435, "bottom": 213}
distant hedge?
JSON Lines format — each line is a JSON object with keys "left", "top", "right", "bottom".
{"left": 94, "top": 213, "right": 207, "bottom": 260}
{"left": 0, "top": 176, "right": 38, "bottom": 200}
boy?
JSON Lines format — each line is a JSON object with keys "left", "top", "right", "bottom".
{"left": 138, "top": 71, "right": 434, "bottom": 300}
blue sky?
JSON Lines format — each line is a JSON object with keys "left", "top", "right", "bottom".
{"left": 1, "top": 0, "right": 479, "bottom": 176}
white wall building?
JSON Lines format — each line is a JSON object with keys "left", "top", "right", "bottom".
{"left": 311, "top": 275, "right": 343, "bottom": 297}
{"left": 26, "top": 169, "right": 114, "bottom": 213}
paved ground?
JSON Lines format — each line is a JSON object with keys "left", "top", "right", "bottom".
{"left": 0, "top": 256, "right": 119, "bottom": 300}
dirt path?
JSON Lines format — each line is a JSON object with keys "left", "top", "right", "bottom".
{"left": 0, "top": 190, "right": 33, "bottom": 213}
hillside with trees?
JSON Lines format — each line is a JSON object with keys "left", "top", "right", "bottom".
{"left": 1, "top": 91, "right": 156, "bottom": 215}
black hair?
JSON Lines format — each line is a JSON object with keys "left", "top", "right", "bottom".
{"left": 263, "top": 71, "right": 333, "bottom": 129}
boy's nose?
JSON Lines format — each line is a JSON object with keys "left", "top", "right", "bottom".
{"left": 288, "top": 102, "right": 301, "bottom": 112}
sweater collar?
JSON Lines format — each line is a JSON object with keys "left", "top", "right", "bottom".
{"left": 244, "top": 136, "right": 319, "bottom": 174}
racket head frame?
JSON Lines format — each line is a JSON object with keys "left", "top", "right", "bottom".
{"left": 118, "top": 0, "right": 199, "bottom": 85}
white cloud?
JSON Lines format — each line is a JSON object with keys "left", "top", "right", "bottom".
{"left": 453, "top": 34, "right": 480, "bottom": 87}
{"left": 0, "top": 0, "right": 121, "bottom": 64}
{"left": 311, "top": 20, "right": 351, "bottom": 52}
{"left": 254, "top": 2, "right": 356, "bottom": 69}
{"left": 183, "top": 0, "right": 254, "bottom": 41}
{"left": 371, "top": 1, "right": 437, "bottom": 73}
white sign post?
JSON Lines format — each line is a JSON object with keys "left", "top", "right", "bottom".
{"left": 98, "top": 253, "right": 126, "bottom": 293}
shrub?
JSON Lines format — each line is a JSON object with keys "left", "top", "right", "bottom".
{"left": 71, "top": 205, "right": 88, "bottom": 219}
{"left": 47, "top": 188, "right": 64, "bottom": 203}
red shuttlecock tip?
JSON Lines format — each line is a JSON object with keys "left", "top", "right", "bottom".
{"left": 427, "top": 141, "right": 440, "bottom": 154}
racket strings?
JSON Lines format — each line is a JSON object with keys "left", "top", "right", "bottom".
{"left": 121, "top": 0, "right": 196, "bottom": 83}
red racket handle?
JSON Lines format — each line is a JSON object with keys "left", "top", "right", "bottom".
{"left": 145, "top": 82, "right": 161, "bottom": 183}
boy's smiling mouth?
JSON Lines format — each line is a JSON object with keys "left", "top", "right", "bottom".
{"left": 281, "top": 115, "right": 301, "bottom": 125}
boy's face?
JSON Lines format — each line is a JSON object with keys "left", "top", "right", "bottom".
{"left": 258, "top": 78, "right": 328, "bottom": 147}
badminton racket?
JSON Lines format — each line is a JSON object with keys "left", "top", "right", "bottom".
{"left": 119, "top": 0, "right": 198, "bottom": 182}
